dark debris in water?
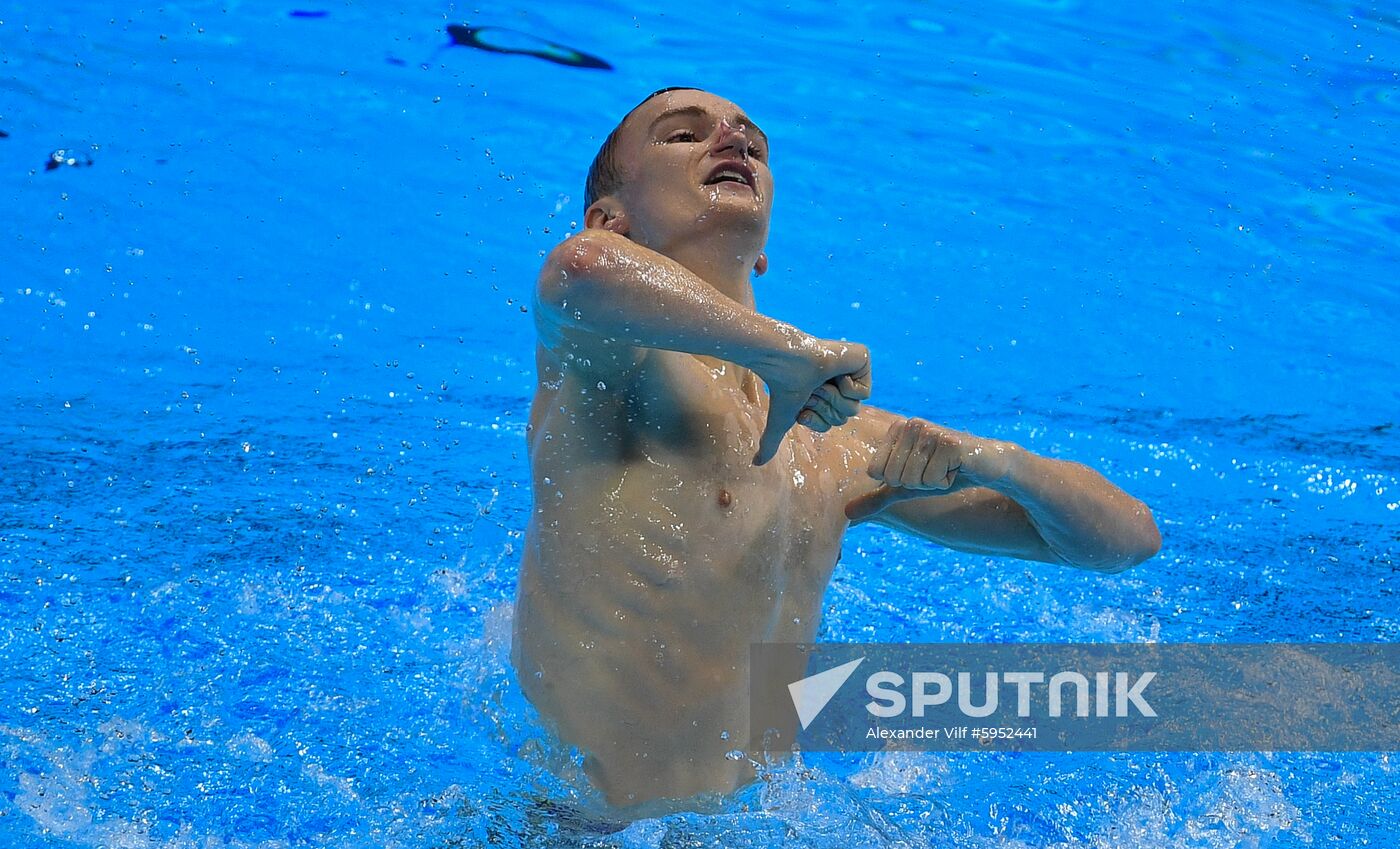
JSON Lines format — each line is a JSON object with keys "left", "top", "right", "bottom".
{"left": 46, "top": 148, "right": 95, "bottom": 171}
{"left": 445, "top": 24, "right": 612, "bottom": 70}
{"left": 0, "top": 129, "right": 9, "bottom": 139}
{"left": 289, "top": 10, "right": 327, "bottom": 18}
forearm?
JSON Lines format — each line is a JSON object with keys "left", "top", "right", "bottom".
{"left": 537, "top": 230, "right": 808, "bottom": 371}
{"left": 990, "top": 445, "right": 1160, "bottom": 573}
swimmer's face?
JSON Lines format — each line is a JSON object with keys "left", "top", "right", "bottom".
{"left": 607, "top": 90, "right": 773, "bottom": 248}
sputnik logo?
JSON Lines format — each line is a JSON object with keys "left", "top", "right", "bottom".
{"left": 787, "top": 657, "right": 865, "bottom": 730}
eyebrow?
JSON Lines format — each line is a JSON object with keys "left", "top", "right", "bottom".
{"left": 646, "top": 105, "right": 769, "bottom": 147}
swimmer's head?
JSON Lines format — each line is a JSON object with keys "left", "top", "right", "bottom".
{"left": 584, "top": 86, "right": 701, "bottom": 210}
{"left": 581, "top": 88, "right": 772, "bottom": 250}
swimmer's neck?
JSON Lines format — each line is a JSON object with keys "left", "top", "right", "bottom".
{"left": 639, "top": 231, "right": 762, "bottom": 309}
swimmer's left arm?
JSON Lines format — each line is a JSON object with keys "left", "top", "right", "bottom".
{"left": 842, "top": 410, "right": 1160, "bottom": 573}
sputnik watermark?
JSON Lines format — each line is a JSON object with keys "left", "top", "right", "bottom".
{"left": 788, "top": 656, "right": 864, "bottom": 730}
{"left": 789, "top": 660, "right": 1157, "bottom": 729}
{"left": 865, "top": 669, "right": 1156, "bottom": 718}
{"left": 751, "top": 643, "right": 1400, "bottom": 752}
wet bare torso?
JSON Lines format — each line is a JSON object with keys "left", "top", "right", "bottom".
{"left": 512, "top": 343, "right": 876, "bottom": 810}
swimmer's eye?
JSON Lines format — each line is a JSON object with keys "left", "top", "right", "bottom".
{"left": 662, "top": 129, "right": 765, "bottom": 160}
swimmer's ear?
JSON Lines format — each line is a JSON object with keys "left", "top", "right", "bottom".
{"left": 584, "top": 200, "right": 629, "bottom": 235}
{"left": 753, "top": 251, "right": 768, "bottom": 276}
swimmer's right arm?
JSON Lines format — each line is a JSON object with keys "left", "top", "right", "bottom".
{"left": 535, "top": 229, "right": 871, "bottom": 464}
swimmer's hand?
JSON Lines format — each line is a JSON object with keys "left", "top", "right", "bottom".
{"left": 844, "top": 417, "right": 1017, "bottom": 521}
{"left": 753, "top": 339, "right": 871, "bottom": 465}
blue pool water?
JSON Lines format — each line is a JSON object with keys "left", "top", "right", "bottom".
{"left": 2, "top": 1, "right": 1397, "bottom": 846}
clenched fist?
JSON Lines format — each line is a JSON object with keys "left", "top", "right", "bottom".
{"left": 752, "top": 338, "right": 871, "bottom": 465}
{"left": 845, "top": 417, "right": 1019, "bottom": 521}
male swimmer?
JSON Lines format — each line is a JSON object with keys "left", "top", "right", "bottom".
{"left": 511, "top": 87, "right": 1160, "bottom": 816}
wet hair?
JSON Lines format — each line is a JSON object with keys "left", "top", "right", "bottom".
{"left": 583, "top": 87, "right": 702, "bottom": 210}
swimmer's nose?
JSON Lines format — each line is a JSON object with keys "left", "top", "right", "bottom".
{"left": 711, "top": 118, "right": 751, "bottom": 160}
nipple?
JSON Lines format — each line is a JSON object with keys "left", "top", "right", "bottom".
{"left": 717, "top": 488, "right": 733, "bottom": 508}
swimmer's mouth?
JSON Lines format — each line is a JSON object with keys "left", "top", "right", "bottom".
{"left": 703, "top": 160, "right": 756, "bottom": 192}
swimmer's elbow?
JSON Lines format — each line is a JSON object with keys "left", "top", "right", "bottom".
{"left": 1125, "top": 504, "right": 1163, "bottom": 569}
{"left": 1083, "top": 506, "right": 1162, "bottom": 575}
{"left": 537, "top": 230, "right": 621, "bottom": 312}
{"left": 1136, "top": 511, "right": 1163, "bottom": 563}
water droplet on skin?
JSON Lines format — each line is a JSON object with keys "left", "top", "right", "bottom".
{"left": 597, "top": 381, "right": 607, "bottom": 390}
{"left": 720, "top": 730, "right": 730, "bottom": 740}
{"left": 725, "top": 749, "right": 745, "bottom": 761}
